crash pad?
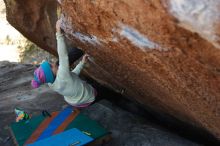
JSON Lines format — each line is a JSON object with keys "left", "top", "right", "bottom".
{"left": 10, "top": 107, "right": 109, "bottom": 146}
{"left": 27, "top": 128, "right": 93, "bottom": 146}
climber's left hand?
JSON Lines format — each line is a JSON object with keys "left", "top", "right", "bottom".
{"left": 56, "top": 19, "right": 62, "bottom": 33}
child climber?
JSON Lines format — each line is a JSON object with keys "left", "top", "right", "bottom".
{"left": 31, "top": 19, "right": 96, "bottom": 108}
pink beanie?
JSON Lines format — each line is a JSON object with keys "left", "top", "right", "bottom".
{"left": 31, "top": 61, "right": 55, "bottom": 88}
{"left": 31, "top": 67, "right": 46, "bottom": 88}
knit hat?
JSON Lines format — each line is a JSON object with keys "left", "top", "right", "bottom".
{"left": 31, "top": 61, "right": 55, "bottom": 88}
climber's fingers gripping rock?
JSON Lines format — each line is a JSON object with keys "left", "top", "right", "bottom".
{"left": 56, "top": 19, "right": 62, "bottom": 33}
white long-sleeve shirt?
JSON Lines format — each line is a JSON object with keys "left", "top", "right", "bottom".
{"left": 48, "top": 32, "right": 95, "bottom": 106}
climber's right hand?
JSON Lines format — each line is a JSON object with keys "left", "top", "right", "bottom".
{"left": 82, "top": 54, "right": 90, "bottom": 64}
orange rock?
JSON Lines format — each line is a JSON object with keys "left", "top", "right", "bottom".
{"left": 4, "top": 0, "right": 220, "bottom": 139}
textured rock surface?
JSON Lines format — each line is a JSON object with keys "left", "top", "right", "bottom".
{"left": 4, "top": 0, "right": 58, "bottom": 54}
{"left": 83, "top": 100, "right": 200, "bottom": 146}
{"left": 4, "top": 0, "right": 220, "bottom": 139}
{"left": 0, "top": 61, "right": 200, "bottom": 146}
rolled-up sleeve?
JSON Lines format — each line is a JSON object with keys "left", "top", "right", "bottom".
{"left": 72, "top": 61, "right": 85, "bottom": 75}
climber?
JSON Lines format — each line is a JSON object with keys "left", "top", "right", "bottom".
{"left": 31, "top": 19, "right": 96, "bottom": 108}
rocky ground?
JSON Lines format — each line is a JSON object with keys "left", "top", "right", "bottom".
{"left": 0, "top": 61, "right": 202, "bottom": 146}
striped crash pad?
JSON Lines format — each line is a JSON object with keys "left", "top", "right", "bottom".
{"left": 10, "top": 107, "right": 109, "bottom": 146}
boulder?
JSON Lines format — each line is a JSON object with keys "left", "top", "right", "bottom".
{"left": 4, "top": 0, "right": 58, "bottom": 54}
{"left": 4, "top": 0, "right": 220, "bottom": 139}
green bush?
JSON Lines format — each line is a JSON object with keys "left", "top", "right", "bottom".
{"left": 18, "top": 39, "right": 56, "bottom": 64}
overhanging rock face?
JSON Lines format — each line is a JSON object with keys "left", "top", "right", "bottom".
{"left": 4, "top": 0, "right": 58, "bottom": 54}
{"left": 4, "top": 0, "right": 220, "bottom": 139}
